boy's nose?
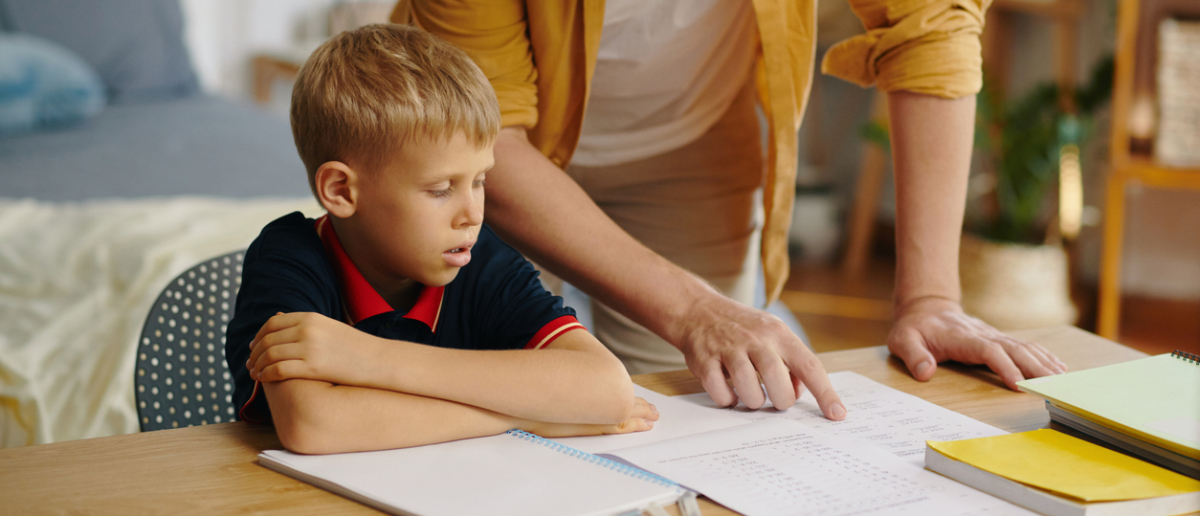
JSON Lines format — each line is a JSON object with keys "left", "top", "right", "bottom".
{"left": 460, "top": 194, "right": 484, "bottom": 227}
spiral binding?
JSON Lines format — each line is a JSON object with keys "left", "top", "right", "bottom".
{"left": 505, "top": 429, "right": 682, "bottom": 490}
{"left": 1171, "top": 349, "right": 1200, "bottom": 365}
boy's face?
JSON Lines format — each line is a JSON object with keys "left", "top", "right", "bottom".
{"left": 350, "top": 132, "right": 493, "bottom": 289}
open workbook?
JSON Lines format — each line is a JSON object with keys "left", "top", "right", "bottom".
{"left": 260, "top": 372, "right": 1032, "bottom": 516}
{"left": 259, "top": 429, "right": 689, "bottom": 516}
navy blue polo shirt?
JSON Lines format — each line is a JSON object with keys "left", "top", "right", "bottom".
{"left": 225, "top": 212, "right": 584, "bottom": 423}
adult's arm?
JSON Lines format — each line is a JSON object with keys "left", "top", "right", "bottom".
{"left": 821, "top": 0, "right": 1066, "bottom": 388}
{"left": 884, "top": 92, "right": 1066, "bottom": 390}
{"left": 489, "top": 128, "right": 845, "bottom": 418}
{"left": 401, "top": 0, "right": 843, "bottom": 417}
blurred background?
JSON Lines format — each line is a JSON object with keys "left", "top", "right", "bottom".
{"left": 0, "top": 0, "right": 1197, "bottom": 447}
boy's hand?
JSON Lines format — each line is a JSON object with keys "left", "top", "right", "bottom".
{"left": 246, "top": 312, "right": 379, "bottom": 386}
{"left": 523, "top": 397, "right": 659, "bottom": 438}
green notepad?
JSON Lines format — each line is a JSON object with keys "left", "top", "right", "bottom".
{"left": 1017, "top": 352, "right": 1200, "bottom": 459}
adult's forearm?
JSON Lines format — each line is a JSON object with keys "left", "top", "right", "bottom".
{"left": 264, "top": 379, "right": 517, "bottom": 454}
{"left": 485, "top": 128, "right": 716, "bottom": 345}
{"left": 887, "top": 91, "right": 976, "bottom": 308}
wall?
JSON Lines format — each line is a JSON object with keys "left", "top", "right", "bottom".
{"left": 179, "top": 0, "right": 346, "bottom": 99}
{"left": 177, "top": 0, "right": 1199, "bottom": 299}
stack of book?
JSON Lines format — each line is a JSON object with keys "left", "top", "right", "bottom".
{"left": 1018, "top": 350, "right": 1199, "bottom": 479}
{"left": 923, "top": 351, "right": 1200, "bottom": 516}
{"left": 926, "top": 429, "right": 1200, "bottom": 516}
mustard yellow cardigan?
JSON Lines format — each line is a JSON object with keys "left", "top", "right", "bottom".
{"left": 391, "top": 0, "right": 990, "bottom": 303}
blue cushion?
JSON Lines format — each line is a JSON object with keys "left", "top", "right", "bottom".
{"left": 0, "top": 0, "right": 200, "bottom": 103}
{"left": 0, "top": 33, "right": 104, "bottom": 135}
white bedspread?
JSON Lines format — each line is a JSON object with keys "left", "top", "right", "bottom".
{"left": 0, "top": 197, "right": 322, "bottom": 448}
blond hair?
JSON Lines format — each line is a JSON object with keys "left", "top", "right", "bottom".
{"left": 290, "top": 24, "right": 500, "bottom": 194}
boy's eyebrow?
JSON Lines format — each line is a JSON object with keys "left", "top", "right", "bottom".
{"left": 418, "top": 164, "right": 493, "bottom": 187}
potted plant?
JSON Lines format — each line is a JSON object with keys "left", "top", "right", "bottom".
{"left": 957, "top": 58, "right": 1113, "bottom": 330}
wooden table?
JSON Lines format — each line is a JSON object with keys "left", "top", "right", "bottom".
{"left": 0, "top": 326, "right": 1151, "bottom": 514}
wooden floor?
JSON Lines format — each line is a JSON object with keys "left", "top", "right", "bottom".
{"left": 781, "top": 257, "right": 1200, "bottom": 357}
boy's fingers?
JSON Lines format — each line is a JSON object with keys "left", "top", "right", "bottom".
{"left": 248, "top": 342, "right": 293, "bottom": 373}
{"left": 617, "top": 418, "right": 654, "bottom": 434}
{"left": 246, "top": 327, "right": 302, "bottom": 369}
{"left": 631, "top": 398, "right": 659, "bottom": 421}
{"left": 251, "top": 312, "right": 301, "bottom": 343}
{"left": 258, "top": 360, "right": 306, "bottom": 383}
{"left": 784, "top": 348, "right": 845, "bottom": 421}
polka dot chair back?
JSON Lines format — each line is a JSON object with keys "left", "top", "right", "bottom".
{"left": 135, "top": 251, "right": 244, "bottom": 431}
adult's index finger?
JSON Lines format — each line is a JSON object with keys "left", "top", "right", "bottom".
{"left": 786, "top": 349, "right": 846, "bottom": 421}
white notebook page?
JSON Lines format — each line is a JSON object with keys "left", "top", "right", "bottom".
{"left": 609, "top": 419, "right": 1033, "bottom": 516}
{"left": 259, "top": 431, "right": 681, "bottom": 516}
{"left": 677, "top": 371, "right": 1008, "bottom": 467}
{"left": 553, "top": 385, "right": 750, "bottom": 455}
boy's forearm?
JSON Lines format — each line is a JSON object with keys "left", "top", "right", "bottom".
{"left": 264, "top": 378, "right": 519, "bottom": 454}
{"left": 364, "top": 332, "right": 635, "bottom": 425}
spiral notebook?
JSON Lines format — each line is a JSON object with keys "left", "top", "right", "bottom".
{"left": 258, "top": 429, "right": 687, "bottom": 516}
{"left": 1017, "top": 350, "right": 1200, "bottom": 462}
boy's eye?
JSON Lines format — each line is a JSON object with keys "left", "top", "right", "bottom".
{"left": 430, "top": 187, "right": 452, "bottom": 198}
{"left": 473, "top": 178, "right": 487, "bottom": 188}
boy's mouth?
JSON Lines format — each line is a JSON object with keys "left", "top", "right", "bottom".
{"left": 442, "top": 240, "right": 475, "bottom": 268}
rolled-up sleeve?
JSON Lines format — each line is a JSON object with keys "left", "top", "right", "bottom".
{"left": 395, "top": 0, "right": 540, "bottom": 128}
{"left": 820, "top": 0, "right": 990, "bottom": 99}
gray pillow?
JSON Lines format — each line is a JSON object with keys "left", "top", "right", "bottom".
{"left": 0, "top": 0, "right": 199, "bottom": 103}
{"left": 0, "top": 33, "right": 105, "bottom": 135}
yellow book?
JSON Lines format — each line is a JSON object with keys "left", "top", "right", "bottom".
{"left": 926, "top": 430, "right": 1200, "bottom": 516}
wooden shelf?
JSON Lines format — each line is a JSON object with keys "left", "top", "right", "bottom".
{"left": 1120, "top": 157, "right": 1200, "bottom": 190}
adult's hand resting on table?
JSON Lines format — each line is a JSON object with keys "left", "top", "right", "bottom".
{"left": 677, "top": 292, "right": 847, "bottom": 420}
{"left": 886, "top": 296, "right": 1068, "bottom": 391}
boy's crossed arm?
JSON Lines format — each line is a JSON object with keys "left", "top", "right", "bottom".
{"left": 246, "top": 312, "right": 657, "bottom": 454}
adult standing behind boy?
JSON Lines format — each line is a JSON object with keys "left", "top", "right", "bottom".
{"left": 226, "top": 24, "right": 661, "bottom": 454}
{"left": 389, "top": 0, "right": 1068, "bottom": 418}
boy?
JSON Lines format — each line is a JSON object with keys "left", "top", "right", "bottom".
{"left": 225, "top": 24, "right": 657, "bottom": 455}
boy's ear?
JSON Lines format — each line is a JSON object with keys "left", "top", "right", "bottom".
{"left": 314, "top": 161, "right": 358, "bottom": 218}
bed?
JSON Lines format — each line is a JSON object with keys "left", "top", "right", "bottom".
{"left": 0, "top": 0, "right": 320, "bottom": 447}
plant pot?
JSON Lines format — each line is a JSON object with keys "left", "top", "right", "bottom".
{"left": 959, "top": 234, "right": 1077, "bottom": 331}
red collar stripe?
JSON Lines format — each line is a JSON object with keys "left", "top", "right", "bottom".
{"left": 525, "top": 315, "right": 586, "bottom": 350}
{"left": 315, "top": 215, "right": 444, "bottom": 331}
{"left": 403, "top": 285, "right": 444, "bottom": 330}
{"left": 239, "top": 381, "right": 265, "bottom": 423}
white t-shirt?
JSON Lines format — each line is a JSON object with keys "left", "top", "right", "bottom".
{"left": 571, "top": 0, "right": 758, "bottom": 167}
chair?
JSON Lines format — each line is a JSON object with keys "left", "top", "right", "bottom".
{"left": 134, "top": 251, "right": 245, "bottom": 431}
